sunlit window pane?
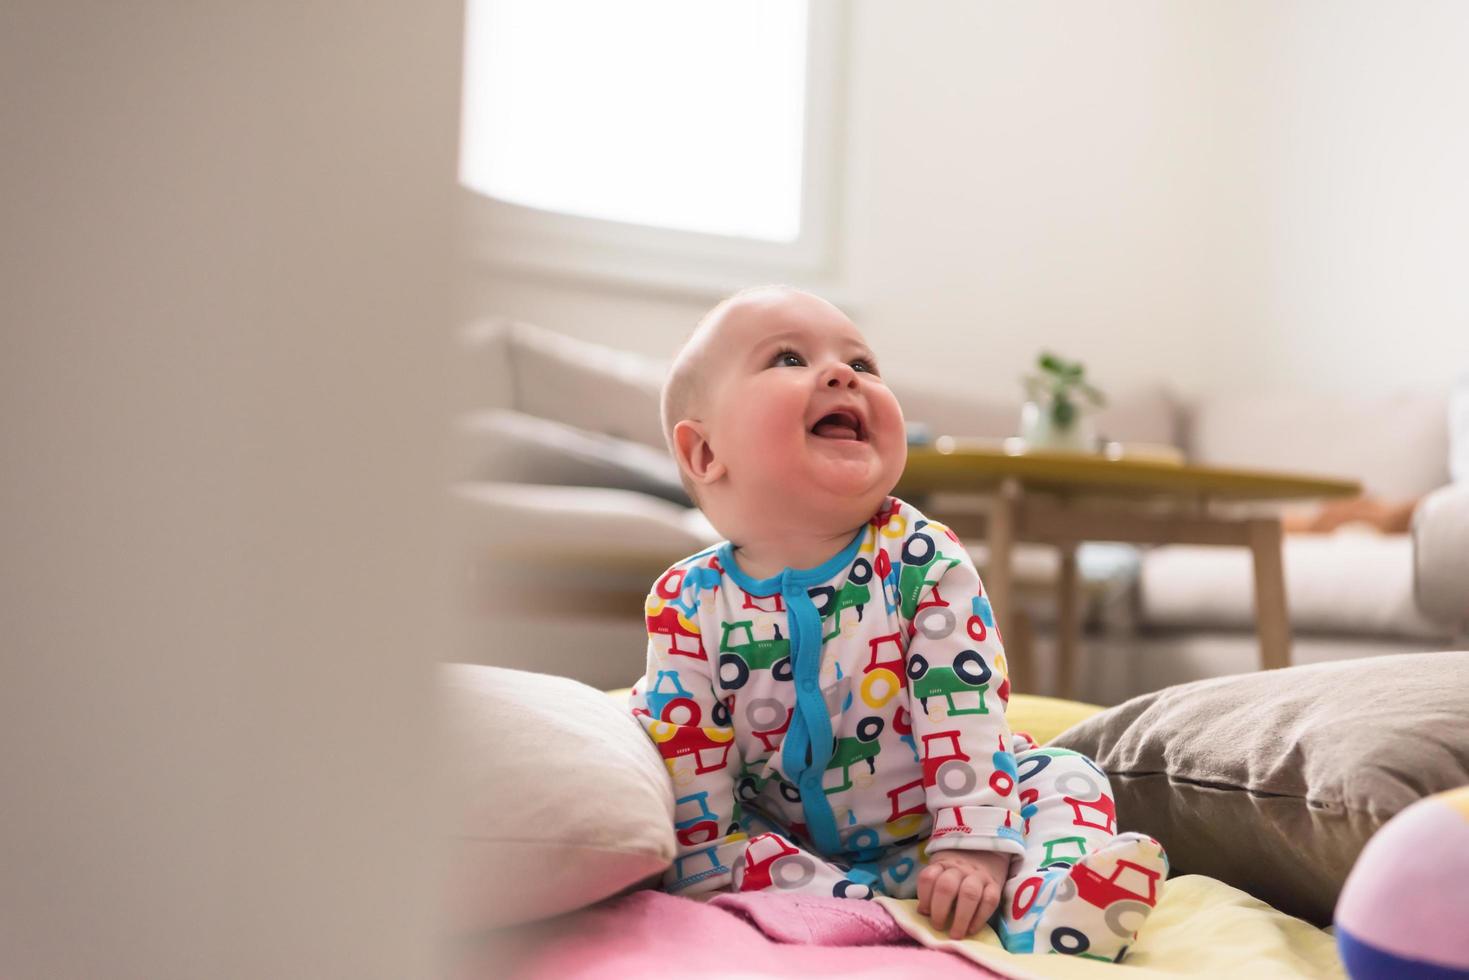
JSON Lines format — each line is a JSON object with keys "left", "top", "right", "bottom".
{"left": 460, "top": 0, "right": 808, "bottom": 242}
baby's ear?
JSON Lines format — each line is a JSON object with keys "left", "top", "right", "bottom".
{"left": 672, "top": 419, "right": 726, "bottom": 486}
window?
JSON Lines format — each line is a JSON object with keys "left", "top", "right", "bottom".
{"left": 458, "top": 0, "right": 845, "bottom": 293}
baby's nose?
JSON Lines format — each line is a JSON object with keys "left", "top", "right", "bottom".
{"left": 824, "top": 363, "right": 857, "bottom": 388}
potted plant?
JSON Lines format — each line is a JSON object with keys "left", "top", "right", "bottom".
{"left": 1019, "top": 351, "right": 1105, "bottom": 452}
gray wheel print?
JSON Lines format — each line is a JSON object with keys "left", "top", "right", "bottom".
{"left": 1055, "top": 770, "right": 1101, "bottom": 800}
{"left": 935, "top": 759, "right": 977, "bottom": 798}
{"left": 1104, "top": 899, "right": 1151, "bottom": 938}
{"left": 745, "top": 697, "right": 785, "bottom": 729}
{"left": 1052, "top": 873, "right": 1077, "bottom": 903}
{"left": 916, "top": 606, "right": 956, "bottom": 640}
{"left": 773, "top": 855, "right": 816, "bottom": 890}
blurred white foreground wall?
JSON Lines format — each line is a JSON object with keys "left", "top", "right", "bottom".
{"left": 0, "top": 2, "right": 461, "bottom": 976}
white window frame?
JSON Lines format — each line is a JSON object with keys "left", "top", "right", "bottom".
{"left": 457, "top": 0, "right": 849, "bottom": 298}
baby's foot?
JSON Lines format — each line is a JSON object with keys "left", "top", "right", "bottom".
{"left": 1033, "top": 832, "right": 1168, "bottom": 962}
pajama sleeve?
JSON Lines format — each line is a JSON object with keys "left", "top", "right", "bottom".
{"left": 898, "top": 520, "right": 1026, "bottom": 858}
{"left": 628, "top": 579, "right": 746, "bottom": 896}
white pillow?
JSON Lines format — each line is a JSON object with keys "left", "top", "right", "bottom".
{"left": 440, "top": 664, "right": 674, "bottom": 931}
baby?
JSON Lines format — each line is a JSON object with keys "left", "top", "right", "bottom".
{"left": 629, "top": 286, "right": 1166, "bottom": 959}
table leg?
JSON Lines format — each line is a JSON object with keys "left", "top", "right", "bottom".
{"left": 986, "top": 479, "right": 1024, "bottom": 691}
{"left": 1248, "top": 517, "right": 1291, "bottom": 670}
{"left": 1056, "top": 542, "right": 1079, "bottom": 699}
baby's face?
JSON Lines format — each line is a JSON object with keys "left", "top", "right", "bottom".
{"left": 697, "top": 291, "right": 907, "bottom": 538}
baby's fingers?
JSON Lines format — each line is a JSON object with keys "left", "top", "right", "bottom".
{"left": 915, "top": 862, "right": 942, "bottom": 915}
{"left": 978, "top": 879, "right": 1001, "bottom": 933}
{"left": 925, "top": 866, "right": 964, "bottom": 932}
{"left": 948, "top": 876, "right": 988, "bottom": 939}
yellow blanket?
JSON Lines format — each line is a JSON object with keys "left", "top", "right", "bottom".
{"left": 879, "top": 875, "right": 1343, "bottom": 978}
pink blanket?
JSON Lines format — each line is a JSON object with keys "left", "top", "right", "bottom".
{"left": 486, "top": 891, "right": 1000, "bottom": 979}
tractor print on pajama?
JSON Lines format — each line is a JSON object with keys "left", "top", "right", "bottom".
{"left": 717, "top": 620, "right": 792, "bottom": 690}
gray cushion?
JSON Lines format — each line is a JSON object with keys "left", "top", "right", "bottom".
{"left": 1051, "top": 651, "right": 1469, "bottom": 925}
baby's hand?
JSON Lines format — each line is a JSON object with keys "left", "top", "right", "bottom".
{"left": 915, "top": 849, "right": 1011, "bottom": 939}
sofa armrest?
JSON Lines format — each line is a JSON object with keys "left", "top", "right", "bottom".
{"left": 1412, "top": 482, "right": 1469, "bottom": 631}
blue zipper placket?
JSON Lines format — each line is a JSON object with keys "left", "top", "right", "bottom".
{"left": 717, "top": 525, "right": 867, "bottom": 857}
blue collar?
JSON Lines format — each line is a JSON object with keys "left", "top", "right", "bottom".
{"left": 716, "top": 524, "right": 867, "bottom": 596}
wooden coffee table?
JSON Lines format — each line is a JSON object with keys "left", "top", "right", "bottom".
{"left": 895, "top": 441, "right": 1361, "bottom": 697}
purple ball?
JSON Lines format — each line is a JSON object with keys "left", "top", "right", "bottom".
{"left": 1334, "top": 787, "right": 1469, "bottom": 978}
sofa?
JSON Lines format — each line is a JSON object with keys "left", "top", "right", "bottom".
{"left": 452, "top": 317, "right": 1468, "bottom": 703}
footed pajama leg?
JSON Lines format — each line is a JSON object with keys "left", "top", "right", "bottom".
{"left": 996, "top": 740, "right": 1167, "bottom": 961}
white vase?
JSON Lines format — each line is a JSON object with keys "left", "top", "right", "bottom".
{"left": 1018, "top": 398, "right": 1099, "bottom": 452}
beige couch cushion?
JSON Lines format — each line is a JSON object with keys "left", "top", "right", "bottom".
{"left": 501, "top": 319, "right": 668, "bottom": 450}
{"left": 455, "top": 409, "right": 689, "bottom": 505}
{"left": 441, "top": 664, "right": 676, "bottom": 931}
{"left": 1185, "top": 391, "right": 1449, "bottom": 499}
{"left": 1139, "top": 532, "right": 1450, "bottom": 641}
{"left": 889, "top": 382, "right": 1182, "bottom": 448}
{"left": 1051, "top": 650, "right": 1469, "bottom": 925}
{"left": 453, "top": 482, "right": 719, "bottom": 568}
{"left": 1413, "top": 481, "right": 1469, "bottom": 631}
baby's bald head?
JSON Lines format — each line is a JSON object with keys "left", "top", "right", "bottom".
{"left": 661, "top": 285, "right": 804, "bottom": 462}
{"left": 658, "top": 285, "right": 906, "bottom": 543}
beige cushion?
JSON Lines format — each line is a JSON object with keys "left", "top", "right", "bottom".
{"left": 452, "top": 482, "right": 719, "bottom": 569}
{"left": 885, "top": 384, "right": 1017, "bottom": 440}
{"left": 1185, "top": 391, "right": 1449, "bottom": 499}
{"left": 889, "top": 381, "right": 1182, "bottom": 448}
{"left": 501, "top": 319, "right": 668, "bottom": 450}
{"left": 1139, "top": 532, "right": 1451, "bottom": 641}
{"left": 457, "top": 318, "right": 517, "bottom": 413}
{"left": 1051, "top": 650, "right": 1469, "bottom": 925}
{"left": 440, "top": 664, "right": 676, "bottom": 931}
{"left": 1413, "top": 481, "right": 1469, "bottom": 631}
{"left": 455, "top": 409, "right": 689, "bottom": 505}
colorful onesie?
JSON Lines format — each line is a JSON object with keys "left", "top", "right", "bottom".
{"left": 629, "top": 496, "right": 1167, "bottom": 960}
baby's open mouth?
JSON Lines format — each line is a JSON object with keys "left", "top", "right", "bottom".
{"left": 810, "top": 410, "right": 866, "bottom": 442}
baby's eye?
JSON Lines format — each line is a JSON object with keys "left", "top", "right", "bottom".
{"left": 773, "top": 349, "right": 805, "bottom": 368}
{"left": 851, "top": 359, "right": 874, "bottom": 374}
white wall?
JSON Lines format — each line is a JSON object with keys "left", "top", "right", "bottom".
{"left": 461, "top": 0, "right": 1469, "bottom": 402}
{"left": 1228, "top": 0, "right": 1469, "bottom": 394}
{"left": 1, "top": 3, "right": 460, "bottom": 977}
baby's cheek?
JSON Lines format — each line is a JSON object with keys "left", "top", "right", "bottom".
{"left": 732, "top": 397, "right": 807, "bottom": 475}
